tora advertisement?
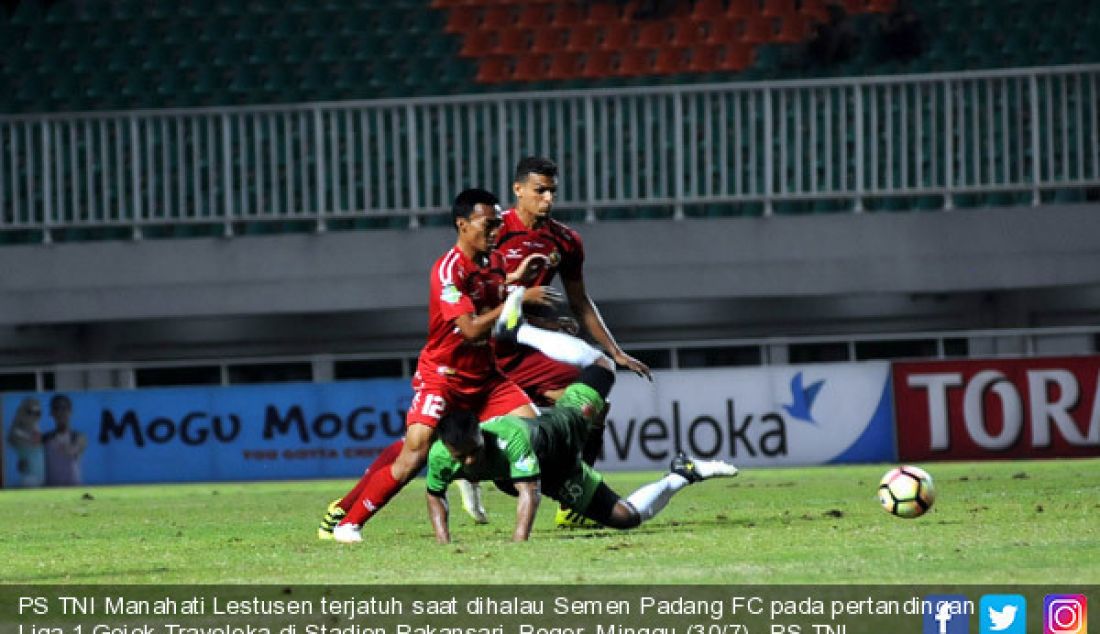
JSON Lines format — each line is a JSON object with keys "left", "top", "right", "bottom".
{"left": 893, "top": 355, "right": 1100, "bottom": 461}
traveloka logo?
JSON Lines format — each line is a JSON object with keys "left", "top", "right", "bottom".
{"left": 783, "top": 372, "right": 824, "bottom": 425}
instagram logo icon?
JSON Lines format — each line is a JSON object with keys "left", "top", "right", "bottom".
{"left": 1045, "top": 595, "right": 1088, "bottom": 634}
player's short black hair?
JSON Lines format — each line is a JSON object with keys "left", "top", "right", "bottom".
{"left": 513, "top": 156, "right": 558, "bottom": 184}
{"left": 50, "top": 394, "right": 72, "bottom": 409}
{"left": 437, "top": 409, "right": 481, "bottom": 448}
{"left": 451, "top": 188, "right": 499, "bottom": 230}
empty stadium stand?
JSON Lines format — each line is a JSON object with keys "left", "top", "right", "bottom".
{"left": 1, "top": 0, "right": 1098, "bottom": 246}
{"left": 2, "top": 0, "right": 1099, "bottom": 113}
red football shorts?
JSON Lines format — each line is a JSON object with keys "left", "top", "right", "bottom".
{"left": 500, "top": 348, "right": 582, "bottom": 406}
{"left": 405, "top": 371, "right": 533, "bottom": 429}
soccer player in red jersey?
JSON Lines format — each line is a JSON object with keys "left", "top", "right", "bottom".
{"left": 496, "top": 156, "right": 652, "bottom": 400}
{"left": 325, "top": 188, "right": 560, "bottom": 544}
{"left": 492, "top": 156, "right": 654, "bottom": 526}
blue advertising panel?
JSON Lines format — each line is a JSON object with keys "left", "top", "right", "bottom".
{"left": 1, "top": 380, "right": 411, "bottom": 487}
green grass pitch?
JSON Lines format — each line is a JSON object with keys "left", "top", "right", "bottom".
{"left": 2, "top": 458, "right": 1097, "bottom": 584}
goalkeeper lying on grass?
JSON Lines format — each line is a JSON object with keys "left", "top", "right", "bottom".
{"left": 424, "top": 356, "right": 739, "bottom": 543}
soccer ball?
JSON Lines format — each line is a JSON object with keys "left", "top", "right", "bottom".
{"left": 877, "top": 465, "right": 935, "bottom": 518}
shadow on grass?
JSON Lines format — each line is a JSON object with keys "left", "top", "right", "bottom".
{"left": 7, "top": 565, "right": 174, "bottom": 583}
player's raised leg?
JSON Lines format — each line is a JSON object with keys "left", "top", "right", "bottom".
{"left": 495, "top": 288, "right": 608, "bottom": 369}
{"left": 576, "top": 452, "right": 738, "bottom": 530}
{"left": 619, "top": 452, "right": 738, "bottom": 525}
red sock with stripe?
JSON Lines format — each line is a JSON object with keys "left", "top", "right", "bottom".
{"left": 340, "top": 464, "right": 404, "bottom": 527}
{"left": 338, "top": 438, "right": 404, "bottom": 510}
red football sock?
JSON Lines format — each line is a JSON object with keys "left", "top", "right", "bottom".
{"left": 340, "top": 464, "right": 404, "bottom": 527}
{"left": 338, "top": 438, "right": 405, "bottom": 510}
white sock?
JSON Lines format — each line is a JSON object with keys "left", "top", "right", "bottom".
{"left": 624, "top": 474, "right": 690, "bottom": 522}
{"left": 516, "top": 324, "right": 605, "bottom": 367}
{"left": 693, "top": 459, "right": 740, "bottom": 479}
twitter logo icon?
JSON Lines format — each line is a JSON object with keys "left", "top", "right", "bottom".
{"left": 981, "top": 595, "right": 1027, "bottom": 634}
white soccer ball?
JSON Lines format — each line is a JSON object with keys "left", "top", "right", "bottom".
{"left": 877, "top": 465, "right": 935, "bottom": 518}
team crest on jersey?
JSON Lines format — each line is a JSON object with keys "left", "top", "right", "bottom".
{"left": 441, "top": 284, "right": 461, "bottom": 304}
{"left": 514, "top": 455, "right": 536, "bottom": 473}
{"left": 548, "top": 250, "right": 561, "bottom": 266}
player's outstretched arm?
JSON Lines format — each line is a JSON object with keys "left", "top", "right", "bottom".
{"left": 452, "top": 286, "right": 561, "bottom": 343}
{"left": 512, "top": 480, "right": 541, "bottom": 542}
{"left": 427, "top": 493, "right": 451, "bottom": 544}
{"left": 563, "top": 276, "right": 652, "bottom": 380}
{"left": 505, "top": 253, "right": 550, "bottom": 285}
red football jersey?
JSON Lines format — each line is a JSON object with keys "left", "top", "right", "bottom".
{"left": 495, "top": 208, "right": 585, "bottom": 288}
{"left": 418, "top": 246, "right": 507, "bottom": 383}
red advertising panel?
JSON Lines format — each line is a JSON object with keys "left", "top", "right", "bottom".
{"left": 893, "top": 355, "right": 1100, "bottom": 461}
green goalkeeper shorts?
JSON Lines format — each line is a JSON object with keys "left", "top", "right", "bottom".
{"left": 546, "top": 462, "right": 604, "bottom": 514}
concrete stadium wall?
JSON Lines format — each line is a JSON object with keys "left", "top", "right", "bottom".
{"left": 2, "top": 203, "right": 1099, "bottom": 365}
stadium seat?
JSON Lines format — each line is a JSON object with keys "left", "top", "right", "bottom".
{"left": 444, "top": 7, "right": 479, "bottom": 34}
{"left": 552, "top": 3, "right": 586, "bottom": 27}
{"left": 800, "top": 0, "right": 832, "bottom": 22}
{"left": 531, "top": 26, "right": 568, "bottom": 54}
{"left": 762, "top": 0, "right": 796, "bottom": 18}
{"left": 566, "top": 24, "right": 601, "bottom": 52}
{"left": 739, "top": 16, "right": 774, "bottom": 45}
{"left": 512, "top": 53, "right": 548, "bottom": 80}
{"left": 774, "top": 13, "right": 810, "bottom": 43}
{"left": 547, "top": 52, "right": 584, "bottom": 80}
{"left": 481, "top": 6, "right": 515, "bottom": 31}
{"left": 581, "top": 50, "right": 617, "bottom": 78}
{"left": 707, "top": 18, "right": 738, "bottom": 45}
{"left": 517, "top": 4, "right": 550, "bottom": 29}
{"left": 726, "top": 0, "right": 756, "bottom": 19}
{"left": 586, "top": 2, "right": 623, "bottom": 25}
{"left": 672, "top": 20, "right": 708, "bottom": 48}
{"left": 619, "top": 49, "right": 654, "bottom": 76}
{"left": 600, "top": 22, "right": 633, "bottom": 51}
{"left": 688, "top": 44, "right": 723, "bottom": 73}
{"left": 475, "top": 56, "right": 512, "bottom": 83}
{"left": 459, "top": 32, "right": 496, "bottom": 57}
{"left": 636, "top": 22, "right": 672, "bottom": 48}
{"left": 653, "top": 47, "right": 691, "bottom": 75}
{"left": 691, "top": 0, "right": 727, "bottom": 22}
{"left": 496, "top": 28, "right": 530, "bottom": 55}
{"left": 719, "top": 43, "right": 755, "bottom": 71}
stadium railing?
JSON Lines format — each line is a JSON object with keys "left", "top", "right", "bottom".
{"left": 1, "top": 64, "right": 1097, "bottom": 243}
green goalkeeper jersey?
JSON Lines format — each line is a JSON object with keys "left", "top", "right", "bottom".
{"left": 425, "top": 382, "right": 605, "bottom": 500}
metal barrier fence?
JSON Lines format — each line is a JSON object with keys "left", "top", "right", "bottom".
{"left": 3, "top": 324, "right": 1097, "bottom": 392}
{"left": 2, "top": 64, "right": 1098, "bottom": 241}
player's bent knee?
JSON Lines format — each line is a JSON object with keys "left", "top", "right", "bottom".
{"left": 391, "top": 429, "right": 432, "bottom": 481}
{"left": 605, "top": 502, "right": 641, "bottom": 529}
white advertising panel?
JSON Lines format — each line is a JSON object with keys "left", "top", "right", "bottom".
{"left": 595, "top": 361, "right": 895, "bottom": 470}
